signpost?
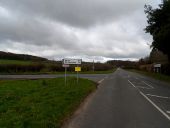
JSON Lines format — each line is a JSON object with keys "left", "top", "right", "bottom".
{"left": 63, "top": 59, "right": 82, "bottom": 65}
{"left": 62, "top": 64, "right": 70, "bottom": 85}
{"left": 75, "top": 66, "right": 81, "bottom": 84}
{"left": 62, "top": 59, "right": 82, "bottom": 85}
{"left": 154, "top": 63, "right": 161, "bottom": 73}
{"left": 75, "top": 67, "right": 81, "bottom": 72}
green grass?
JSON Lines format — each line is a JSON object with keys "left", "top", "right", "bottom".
{"left": 128, "top": 69, "right": 170, "bottom": 83}
{"left": 0, "top": 59, "right": 34, "bottom": 65}
{"left": 0, "top": 77, "right": 96, "bottom": 128}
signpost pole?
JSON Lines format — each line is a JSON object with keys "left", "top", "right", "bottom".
{"left": 63, "top": 59, "right": 82, "bottom": 85}
{"left": 65, "top": 67, "right": 67, "bottom": 85}
{"left": 93, "top": 60, "right": 95, "bottom": 72}
{"left": 77, "top": 65, "right": 78, "bottom": 84}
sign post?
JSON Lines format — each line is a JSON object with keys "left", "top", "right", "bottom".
{"left": 75, "top": 66, "right": 81, "bottom": 84}
{"left": 63, "top": 59, "right": 82, "bottom": 85}
{"left": 63, "top": 59, "right": 82, "bottom": 65}
{"left": 65, "top": 67, "right": 67, "bottom": 85}
{"left": 62, "top": 64, "right": 70, "bottom": 85}
{"left": 154, "top": 63, "right": 161, "bottom": 73}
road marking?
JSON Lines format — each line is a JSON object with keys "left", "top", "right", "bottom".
{"left": 136, "top": 86, "right": 151, "bottom": 89}
{"left": 128, "top": 79, "right": 170, "bottom": 121}
{"left": 128, "top": 80, "right": 136, "bottom": 88}
{"left": 142, "top": 81, "right": 154, "bottom": 89}
{"left": 146, "top": 94, "right": 170, "bottom": 99}
{"left": 140, "top": 91, "right": 170, "bottom": 121}
{"left": 98, "top": 78, "right": 105, "bottom": 84}
{"left": 167, "top": 111, "right": 170, "bottom": 114}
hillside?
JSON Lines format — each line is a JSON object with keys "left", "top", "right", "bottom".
{"left": 0, "top": 51, "right": 47, "bottom": 61}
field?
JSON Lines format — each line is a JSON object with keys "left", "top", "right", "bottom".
{"left": 0, "top": 77, "right": 96, "bottom": 128}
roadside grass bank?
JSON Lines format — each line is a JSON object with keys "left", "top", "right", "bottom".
{"left": 127, "top": 69, "right": 170, "bottom": 84}
{"left": 0, "top": 77, "right": 96, "bottom": 128}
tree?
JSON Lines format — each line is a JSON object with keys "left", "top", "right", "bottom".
{"left": 144, "top": 0, "right": 170, "bottom": 60}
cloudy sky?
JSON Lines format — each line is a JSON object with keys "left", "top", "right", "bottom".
{"left": 0, "top": 0, "right": 161, "bottom": 62}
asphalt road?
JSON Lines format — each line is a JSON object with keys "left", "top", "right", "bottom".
{"left": 0, "top": 74, "right": 107, "bottom": 83}
{"left": 64, "top": 68, "right": 170, "bottom": 128}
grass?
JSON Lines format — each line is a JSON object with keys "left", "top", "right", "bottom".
{"left": 0, "top": 77, "right": 96, "bottom": 128}
{"left": 128, "top": 69, "right": 170, "bottom": 83}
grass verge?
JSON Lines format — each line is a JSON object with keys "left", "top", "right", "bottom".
{"left": 128, "top": 69, "right": 170, "bottom": 83}
{"left": 0, "top": 77, "right": 96, "bottom": 128}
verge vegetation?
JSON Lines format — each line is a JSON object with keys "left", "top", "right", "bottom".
{"left": 0, "top": 77, "right": 96, "bottom": 128}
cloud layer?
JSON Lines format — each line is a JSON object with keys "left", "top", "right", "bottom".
{"left": 0, "top": 0, "right": 161, "bottom": 62}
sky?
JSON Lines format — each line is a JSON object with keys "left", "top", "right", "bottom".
{"left": 0, "top": 0, "right": 161, "bottom": 62}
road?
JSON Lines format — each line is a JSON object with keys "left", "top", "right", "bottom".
{"left": 0, "top": 74, "right": 107, "bottom": 83}
{"left": 1, "top": 69, "right": 170, "bottom": 127}
{"left": 64, "top": 68, "right": 170, "bottom": 128}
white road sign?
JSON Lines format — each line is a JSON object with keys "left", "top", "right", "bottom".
{"left": 154, "top": 64, "right": 161, "bottom": 68}
{"left": 63, "top": 59, "right": 82, "bottom": 65}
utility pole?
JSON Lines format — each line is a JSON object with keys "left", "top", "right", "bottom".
{"left": 93, "top": 60, "right": 95, "bottom": 72}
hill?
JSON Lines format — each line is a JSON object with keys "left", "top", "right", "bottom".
{"left": 0, "top": 51, "right": 47, "bottom": 61}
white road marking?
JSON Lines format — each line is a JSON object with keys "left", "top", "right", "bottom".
{"left": 98, "top": 78, "right": 105, "bottom": 84}
{"left": 140, "top": 91, "right": 170, "bottom": 121}
{"left": 128, "top": 79, "right": 170, "bottom": 121}
{"left": 136, "top": 86, "right": 151, "bottom": 89}
{"left": 167, "top": 111, "right": 170, "bottom": 114}
{"left": 128, "top": 80, "right": 136, "bottom": 88}
{"left": 146, "top": 94, "right": 170, "bottom": 99}
{"left": 142, "top": 81, "right": 154, "bottom": 89}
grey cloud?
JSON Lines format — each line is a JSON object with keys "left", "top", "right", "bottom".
{"left": 0, "top": 0, "right": 160, "bottom": 61}
{"left": 1, "top": 0, "right": 147, "bottom": 27}
{"left": 0, "top": 15, "right": 81, "bottom": 50}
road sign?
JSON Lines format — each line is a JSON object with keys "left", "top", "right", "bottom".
{"left": 75, "top": 67, "right": 81, "bottom": 72}
{"left": 154, "top": 64, "right": 161, "bottom": 68}
{"left": 62, "top": 64, "right": 70, "bottom": 68}
{"left": 63, "top": 59, "right": 82, "bottom": 65}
